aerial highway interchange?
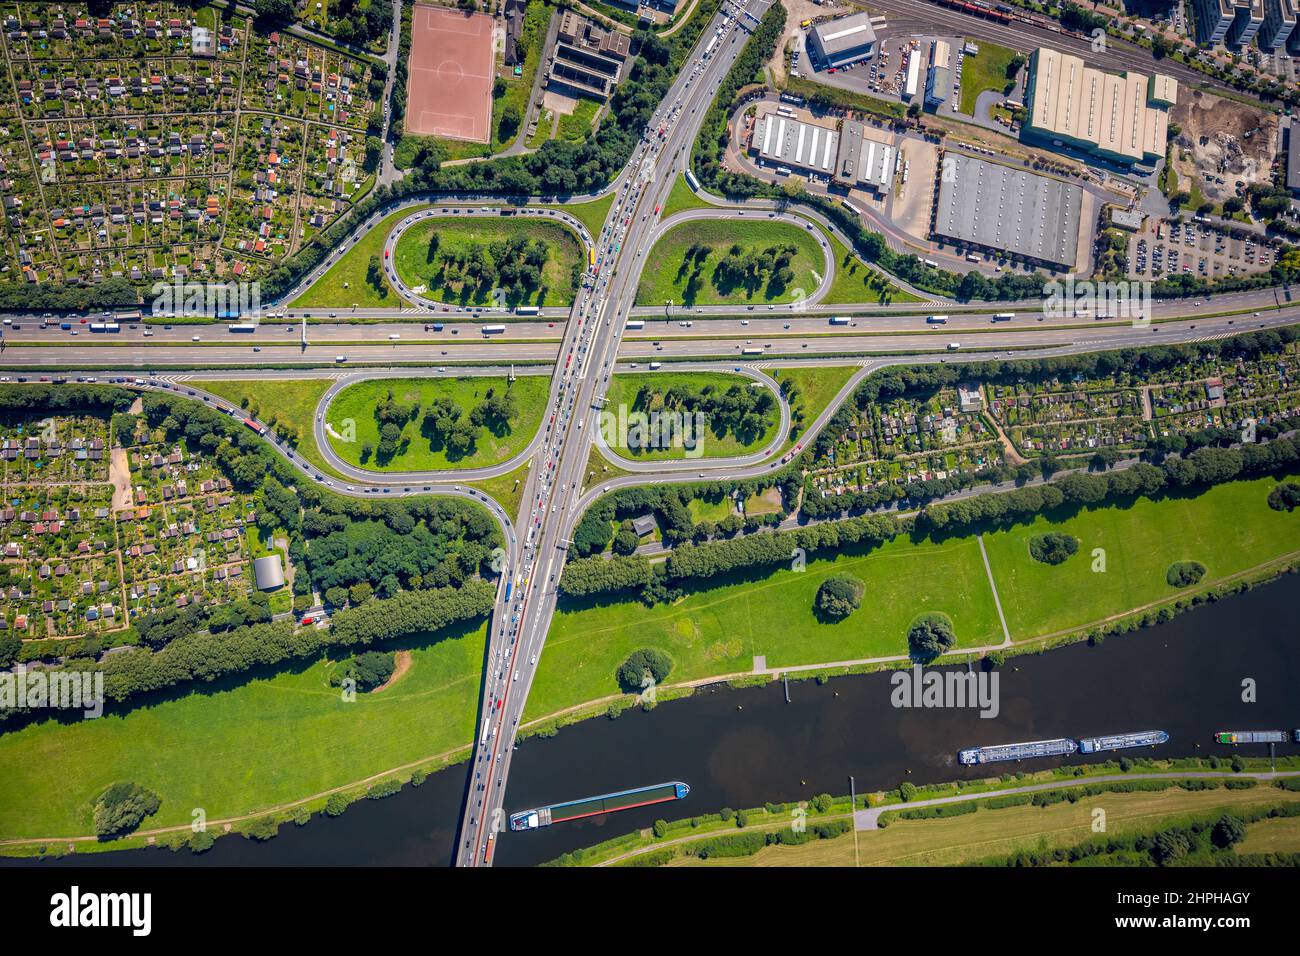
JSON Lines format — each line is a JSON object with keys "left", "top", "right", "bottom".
{"left": 2, "top": 0, "right": 1296, "bottom": 870}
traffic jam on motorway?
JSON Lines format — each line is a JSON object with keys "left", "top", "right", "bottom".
{"left": 462, "top": 1, "right": 762, "bottom": 865}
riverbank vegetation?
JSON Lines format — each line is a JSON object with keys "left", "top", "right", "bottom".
{"left": 540, "top": 761, "right": 1300, "bottom": 867}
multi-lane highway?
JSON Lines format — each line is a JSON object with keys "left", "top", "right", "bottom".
{"left": 4, "top": 0, "right": 1298, "bottom": 868}
{"left": 451, "top": 0, "right": 780, "bottom": 865}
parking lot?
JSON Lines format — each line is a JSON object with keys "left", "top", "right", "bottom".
{"left": 1128, "top": 218, "right": 1277, "bottom": 282}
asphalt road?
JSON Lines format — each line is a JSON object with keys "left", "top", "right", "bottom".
{"left": 5, "top": 0, "right": 1296, "bottom": 869}
{"left": 454, "top": 0, "right": 777, "bottom": 866}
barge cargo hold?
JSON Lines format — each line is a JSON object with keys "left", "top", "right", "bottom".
{"left": 1078, "top": 730, "right": 1169, "bottom": 754}
{"left": 958, "top": 738, "right": 1077, "bottom": 765}
{"left": 509, "top": 781, "right": 689, "bottom": 831}
{"left": 1215, "top": 730, "right": 1290, "bottom": 745}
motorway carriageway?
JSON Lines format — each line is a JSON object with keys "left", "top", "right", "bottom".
{"left": 5, "top": 304, "right": 1298, "bottom": 369}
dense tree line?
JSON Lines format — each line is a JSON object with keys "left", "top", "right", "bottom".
{"left": 0, "top": 384, "right": 135, "bottom": 421}
{"left": 664, "top": 514, "right": 898, "bottom": 584}
{"left": 13, "top": 582, "right": 495, "bottom": 720}
{"left": 329, "top": 578, "right": 496, "bottom": 646}
{"left": 691, "top": 3, "right": 786, "bottom": 200}
{"left": 559, "top": 554, "right": 653, "bottom": 598}
{"left": 917, "top": 436, "right": 1300, "bottom": 536}
{"left": 134, "top": 593, "right": 274, "bottom": 650}
{"left": 571, "top": 474, "right": 800, "bottom": 557}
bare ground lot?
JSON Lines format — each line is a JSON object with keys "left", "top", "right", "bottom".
{"left": 1169, "top": 90, "right": 1277, "bottom": 205}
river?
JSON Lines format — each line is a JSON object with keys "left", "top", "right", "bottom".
{"left": 7, "top": 574, "right": 1299, "bottom": 868}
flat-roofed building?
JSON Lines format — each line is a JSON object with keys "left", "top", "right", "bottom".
{"left": 932, "top": 152, "right": 1083, "bottom": 269}
{"left": 808, "top": 12, "right": 877, "bottom": 66}
{"left": 1260, "top": 0, "right": 1298, "bottom": 50}
{"left": 607, "top": 0, "right": 680, "bottom": 13}
{"left": 546, "top": 10, "right": 631, "bottom": 101}
{"left": 833, "top": 120, "right": 895, "bottom": 192}
{"left": 1229, "top": 0, "right": 1266, "bottom": 43}
{"left": 1022, "top": 47, "right": 1176, "bottom": 165}
{"left": 924, "top": 39, "right": 951, "bottom": 108}
{"left": 1195, "top": 0, "right": 1243, "bottom": 43}
{"left": 751, "top": 107, "right": 839, "bottom": 175}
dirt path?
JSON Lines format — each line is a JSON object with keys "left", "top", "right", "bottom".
{"left": 108, "top": 448, "right": 133, "bottom": 510}
{"left": 374, "top": 650, "right": 413, "bottom": 692}
{"left": 982, "top": 387, "right": 1028, "bottom": 466}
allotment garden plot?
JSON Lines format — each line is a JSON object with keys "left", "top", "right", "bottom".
{"left": 986, "top": 343, "right": 1300, "bottom": 462}
{"left": 0, "top": 407, "right": 280, "bottom": 649}
{"left": 0, "top": 4, "right": 383, "bottom": 288}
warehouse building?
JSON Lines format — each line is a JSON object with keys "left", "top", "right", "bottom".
{"left": 751, "top": 107, "right": 839, "bottom": 176}
{"left": 932, "top": 153, "right": 1082, "bottom": 270}
{"left": 833, "top": 120, "right": 895, "bottom": 192}
{"left": 924, "top": 39, "right": 951, "bottom": 109}
{"left": 808, "top": 13, "right": 877, "bottom": 67}
{"left": 1022, "top": 47, "right": 1176, "bottom": 165}
{"left": 1260, "top": 0, "right": 1299, "bottom": 51}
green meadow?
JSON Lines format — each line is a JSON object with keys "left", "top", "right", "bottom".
{"left": 0, "top": 624, "right": 487, "bottom": 841}
{"left": 324, "top": 375, "right": 549, "bottom": 471}
{"left": 982, "top": 475, "right": 1300, "bottom": 638}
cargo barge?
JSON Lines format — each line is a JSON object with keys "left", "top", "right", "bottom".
{"left": 509, "top": 781, "right": 690, "bottom": 831}
{"left": 958, "top": 738, "right": 1078, "bottom": 765}
{"left": 1078, "top": 730, "right": 1169, "bottom": 754}
{"left": 1214, "top": 730, "right": 1292, "bottom": 745}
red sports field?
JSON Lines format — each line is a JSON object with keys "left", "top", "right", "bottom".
{"left": 405, "top": 6, "right": 495, "bottom": 143}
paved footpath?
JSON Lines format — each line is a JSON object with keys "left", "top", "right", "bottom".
{"left": 853, "top": 770, "right": 1300, "bottom": 830}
